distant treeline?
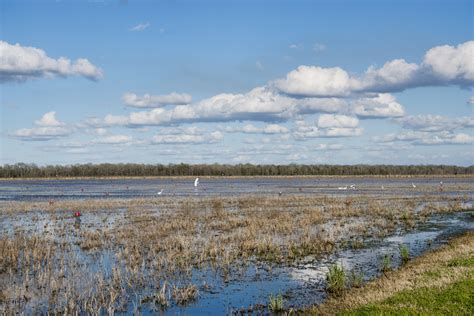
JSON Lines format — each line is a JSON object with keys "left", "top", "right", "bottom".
{"left": 0, "top": 163, "right": 472, "bottom": 178}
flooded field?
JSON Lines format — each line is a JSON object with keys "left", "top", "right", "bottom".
{"left": 0, "top": 176, "right": 473, "bottom": 314}
{"left": 1, "top": 176, "right": 472, "bottom": 201}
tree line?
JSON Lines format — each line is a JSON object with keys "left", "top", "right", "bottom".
{"left": 0, "top": 163, "right": 472, "bottom": 178}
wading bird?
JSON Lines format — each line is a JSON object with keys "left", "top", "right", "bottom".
{"left": 338, "top": 186, "right": 348, "bottom": 190}
{"left": 194, "top": 178, "right": 199, "bottom": 187}
{"left": 157, "top": 189, "right": 163, "bottom": 195}
{"left": 411, "top": 183, "right": 416, "bottom": 188}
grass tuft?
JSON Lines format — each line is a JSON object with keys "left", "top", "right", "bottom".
{"left": 326, "top": 264, "right": 346, "bottom": 296}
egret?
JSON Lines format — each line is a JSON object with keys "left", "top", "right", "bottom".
{"left": 157, "top": 189, "right": 163, "bottom": 195}
{"left": 194, "top": 177, "right": 199, "bottom": 187}
{"left": 411, "top": 183, "right": 416, "bottom": 188}
{"left": 338, "top": 186, "right": 348, "bottom": 190}
{"left": 350, "top": 184, "right": 356, "bottom": 189}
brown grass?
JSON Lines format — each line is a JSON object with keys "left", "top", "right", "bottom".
{"left": 0, "top": 192, "right": 471, "bottom": 313}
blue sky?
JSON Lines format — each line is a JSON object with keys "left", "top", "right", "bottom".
{"left": 1, "top": 0, "right": 473, "bottom": 166}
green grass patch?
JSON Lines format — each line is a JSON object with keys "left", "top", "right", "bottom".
{"left": 341, "top": 277, "right": 474, "bottom": 315}
{"left": 447, "top": 256, "right": 474, "bottom": 267}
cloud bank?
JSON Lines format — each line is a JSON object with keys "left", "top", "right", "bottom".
{"left": 0, "top": 41, "right": 103, "bottom": 83}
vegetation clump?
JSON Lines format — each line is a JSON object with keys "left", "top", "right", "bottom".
{"left": 268, "top": 292, "right": 284, "bottom": 312}
{"left": 400, "top": 245, "right": 410, "bottom": 264}
{"left": 326, "top": 264, "right": 346, "bottom": 296}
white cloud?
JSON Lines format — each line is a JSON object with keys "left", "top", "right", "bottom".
{"left": 310, "top": 143, "right": 344, "bottom": 151}
{"left": 352, "top": 93, "right": 405, "bottom": 118}
{"left": 317, "top": 114, "right": 359, "bottom": 128}
{"left": 256, "top": 61, "right": 264, "bottom": 70}
{"left": 35, "top": 111, "right": 65, "bottom": 127}
{"left": 275, "top": 66, "right": 355, "bottom": 97}
{"left": 122, "top": 92, "right": 192, "bottom": 108}
{"left": 130, "top": 22, "right": 150, "bottom": 31}
{"left": 0, "top": 41, "right": 103, "bottom": 83}
{"left": 293, "top": 117, "right": 363, "bottom": 140}
{"left": 93, "top": 135, "right": 134, "bottom": 145}
{"left": 151, "top": 131, "right": 223, "bottom": 144}
{"left": 422, "top": 41, "right": 474, "bottom": 82}
{"left": 105, "top": 87, "right": 344, "bottom": 127}
{"left": 11, "top": 112, "right": 72, "bottom": 141}
{"left": 468, "top": 97, "right": 474, "bottom": 105}
{"left": 394, "top": 115, "right": 474, "bottom": 132}
{"left": 94, "top": 128, "right": 108, "bottom": 136}
{"left": 222, "top": 123, "right": 289, "bottom": 134}
{"left": 98, "top": 87, "right": 350, "bottom": 129}
{"left": 360, "top": 60, "right": 420, "bottom": 92}
{"left": 12, "top": 126, "right": 71, "bottom": 141}
{"left": 275, "top": 41, "right": 474, "bottom": 97}
{"left": 375, "top": 130, "right": 474, "bottom": 145}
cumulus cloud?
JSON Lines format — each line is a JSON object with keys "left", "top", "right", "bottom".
{"left": 104, "top": 87, "right": 345, "bottom": 127}
{"left": 375, "top": 130, "right": 474, "bottom": 145}
{"left": 360, "top": 59, "right": 420, "bottom": 92}
{"left": 122, "top": 92, "right": 192, "bottom": 108}
{"left": 313, "top": 143, "right": 343, "bottom": 150}
{"left": 422, "top": 41, "right": 474, "bottom": 83}
{"left": 317, "top": 114, "right": 359, "bottom": 128}
{"left": 394, "top": 115, "right": 474, "bottom": 132}
{"left": 293, "top": 116, "right": 363, "bottom": 140}
{"left": 11, "top": 112, "right": 72, "bottom": 141}
{"left": 0, "top": 41, "right": 103, "bottom": 83}
{"left": 151, "top": 131, "right": 223, "bottom": 144}
{"left": 352, "top": 93, "right": 405, "bottom": 118}
{"left": 12, "top": 126, "right": 72, "bottom": 141}
{"left": 34, "top": 111, "right": 65, "bottom": 127}
{"left": 275, "top": 41, "right": 474, "bottom": 97}
{"left": 275, "top": 66, "right": 355, "bottom": 97}
{"left": 93, "top": 135, "right": 134, "bottom": 145}
{"left": 130, "top": 22, "right": 150, "bottom": 31}
{"left": 221, "top": 123, "right": 289, "bottom": 134}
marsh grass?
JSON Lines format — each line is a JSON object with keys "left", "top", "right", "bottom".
{"left": 326, "top": 264, "right": 346, "bottom": 296}
{"left": 381, "top": 254, "right": 392, "bottom": 273}
{"left": 268, "top": 292, "right": 284, "bottom": 312}
{"left": 348, "top": 269, "right": 364, "bottom": 288}
{"left": 0, "top": 190, "right": 471, "bottom": 314}
{"left": 400, "top": 244, "right": 410, "bottom": 264}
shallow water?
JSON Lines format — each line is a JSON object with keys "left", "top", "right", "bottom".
{"left": 0, "top": 176, "right": 472, "bottom": 201}
{"left": 4, "top": 209, "right": 471, "bottom": 314}
{"left": 1, "top": 177, "right": 473, "bottom": 314}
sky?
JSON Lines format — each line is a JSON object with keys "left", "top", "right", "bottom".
{"left": 1, "top": 0, "right": 473, "bottom": 166}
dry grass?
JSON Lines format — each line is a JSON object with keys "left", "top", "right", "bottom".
{"left": 0, "top": 191, "right": 472, "bottom": 313}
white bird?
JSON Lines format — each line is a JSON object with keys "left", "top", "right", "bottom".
{"left": 381, "top": 185, "right": 385, "bottom": 190}
{"left": 157, "top": 189, "right": 163, "bottom": 195}
{"left": 411, "top": 183, "right": 416, "bottom": 188}
{"left": 338, "top": 186, "right": 348, "bottom": 190}
{"left": 350, "top": 184, "right": 356, "bottom": 189}
{"left": 194, "top": 177, "right": 199, "bottom": 187}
